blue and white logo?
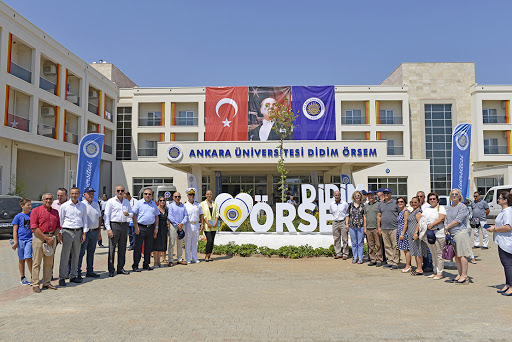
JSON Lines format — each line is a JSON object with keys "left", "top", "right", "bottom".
{"left": 164, "top": 191, "right": 171, "bottom": 199}
{"left": 167, "top": 145, "right": 183, "bottom": 162}
{"left": 341, "top": 174, "right": 351, "bottom": 185}
{"left": 83, "top": 140, "right": 100, "bottom": 158}
{"left": 302, "top": 97, "right": 325, "bottom": 121}
{"left": 455, "top": 131, "right": 470, "bottom": 151}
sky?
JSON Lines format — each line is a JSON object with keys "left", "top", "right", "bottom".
{"left": 6, "top": 0, "right": 512, "bottom": 87}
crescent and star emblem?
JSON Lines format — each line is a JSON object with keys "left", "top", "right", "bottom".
{"left": 216, "top": 98, "right": 238, "bottom": 127}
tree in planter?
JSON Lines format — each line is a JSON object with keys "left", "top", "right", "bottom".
{"left": 266, "top": 98, "right": 297, "bottom": 203}
{"left": 9, "top": 175, "right": 27, "bottom": 198}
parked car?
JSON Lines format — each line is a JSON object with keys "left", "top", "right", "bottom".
{"left": 484, "top": 185, "right": 512, "bottom": 224}
{"left": 0, "top": 195, "right": 22, "bottom": 235}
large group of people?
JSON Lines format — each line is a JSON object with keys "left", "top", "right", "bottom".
{"left": 330, "top": 187, "right": 512, "bottom": 294}
{"left": 10, "top": 185, "right": 220, "bottom": 293}
{"left": 9, "top": 184, "right": 512, "bottom": 296}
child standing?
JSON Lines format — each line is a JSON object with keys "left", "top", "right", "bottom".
{"left": 12, "top": 198, "right": 33, "bottom": 285}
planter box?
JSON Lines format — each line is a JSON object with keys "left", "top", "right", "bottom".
{"left": 215, "top": 231, "right": 336, "bottom": 249}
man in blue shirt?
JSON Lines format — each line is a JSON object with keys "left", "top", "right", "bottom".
{"left": 167, "top": 192, "right": 188, "bottom": 266}
{"left": 132, "top": 188, "right": 159, "bottom": 271}
{"left": 12, "top": 198, "right": 33, "bottom": 285}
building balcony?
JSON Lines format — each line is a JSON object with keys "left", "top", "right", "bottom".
{"left": 138, "top": 148, "right": 157, "bottom": 157}
{"left": 387, "top": 146, "right": 404, "bottom": 155}
{"left": 378, "top": 116, "right": 403, "bottom": 125}
{"left": 37, "top": 124, "right": 56, "bottom": 139}
{"left": 175, "top": 117, "right": 199, "bottom": 126}
{"left": 341, "top": 115, "right": 366, "bottom": 125}
{"left": 66, "top": 92, "right": 80, "bottom": 106}
{"left": 88, "top": 103, "right": 99, "bottom": 115}
{"left": 484, "top": 146, "right": 509, "bottom": 155}
{"left": 6, "top": 113, "right": 30, "bottom": 132}
{"left": 483, "top": 116, "right": 507, "bottom": 124}
{"left": 104, "top": 144, "right": 113, "bottom": 154}
{"left": 139, "top": 118, "right": 162, "bottom": 126}
{"left": 39, "top": 77, "right": 57, "bottom": 95}
{"left": 65, "top": 132, "right": 79, "bottom": 145}
{"left": 10, "top": 62, "right": 32, "bottom": 83}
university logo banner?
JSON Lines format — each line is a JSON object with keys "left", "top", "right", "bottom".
{"left": 76, "top": 133, "right": 104, "bottom": 201}
{"left": 248, "top": 86, "right": 291, "bottom": 141}
{"left": 205, "top": 87, "right": 248, "bottom": 141}
{"left": 451, "top": 123, "right": 471, "bottom": 199}
{"left": 292, "top": 86, "right": 336, "bottom": 140}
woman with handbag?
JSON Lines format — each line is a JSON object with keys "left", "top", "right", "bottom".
{"left": 346, "top": 191, "right": 365, "bottom": 264}
{"left": 445, "top": 188, "right": 471, "bottom": 285}
{"left": 396, "top": 197, "right": 411, "bottom": 272}
{"left": 409, "top": 197, "right": 428, "bottom": 275}
{"left": 486, "top": 192, "right": 512, "bottom": 296}
{"left": 421, "top": 192, "right": 447, "bottom": 280}
{"left": 200, "top": 190, "right": 219, "bottom": 262}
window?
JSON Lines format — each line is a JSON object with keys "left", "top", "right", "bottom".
{"left": 176, "top": 111, "right": 197, "bottom": 126}
{"left": 138, "top": 140, "right": 157, "bottom": 157}
{"left": 139, "top": 111, "right": 161, "bottom": 126}
{"left": 379, "top": 110, "right": 395, "bottom": 124}
{"left": 484, "top": 138, "right": 503, "bottom": 154}
{"left": 132, "top": 178, "right": 173, "bottom": 199}
{"left": 116, "top": 107, "right": 132, "bottom": 160}
{"left": 425, "top": 104, "right": 452, "bottom": 195}
{"left": 482, "top": 109, "right": 500, "bottom": 124}
{"left": 201, "top": 176, "right": 211, "bottom": 201}
{"left": 368, "top": 177, "right": 408, "bottom": 199}
{"left": 478, "top": 177, "right": 504, "bottom": 198}
{"left": 342, "top": 110, "right": 362, "bottom": 125}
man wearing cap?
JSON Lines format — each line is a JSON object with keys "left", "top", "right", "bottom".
{"left": 77, "top": 187, "right": 102, "bottom": 278}
{"left": 167, "top": 192, "right": 188, "bottom": 266}
{"left": 364, "top": 191, "right": 383, "bottom": 266}
{"left": 377, "top": 188, "right": 400, "bottom": 269}
{"left": 58, "top": 187, "right": 88, "bottom": 286}
{"left": 329, "top": 190, "right": 350, "bottom": 260}
{"left": 184, "top": 188, "right": 203, "bottom": 264}
{"left": 361, "top": 190, "right": 368, "bottom": 204}
{"left": 104, "top": 185, "right": 133, "bottom": 277}
{"left": 31, "top": 193, "right": 62, "bottom": 292}
{"left": 376, "top": 188, "right": 385, "bottom": 202}
{"left": 132, "top": 188, "right": 159, "bottom": 271}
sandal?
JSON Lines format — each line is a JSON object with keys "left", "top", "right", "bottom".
{"left": 401, "top": 266, "right": 412, "bottom": 273}
{"left": 455, "top": 277, "right": 469, "bottom": 285}
{"left": 411, "top": 270, "right": 424, "bottom": 276}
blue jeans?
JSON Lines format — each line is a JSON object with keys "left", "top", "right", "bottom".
{"left": 349, "top": 227, "right": 365, "bottom": 261}
{"left": 77, "top": 229, "right": 98, "bottom": 275}
{"left": 128, "top": 223, "right": 135, "bottom": 248}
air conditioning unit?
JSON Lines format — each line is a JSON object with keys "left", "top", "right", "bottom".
{"left": 41, "top": 106, "right": 55, "bottom": 118}
{"left": 88, "top": 124, "right": 96, "bottom": 132}
{"left": 67, "top": 94, "right": 79, "bottom": 105}
{"left": 43, "top": 64, "right": 57, "bottom": 76}
{"left": 89, "top": 90, "right": 98, "bottom": 99}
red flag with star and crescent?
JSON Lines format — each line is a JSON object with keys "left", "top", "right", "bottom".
{"left": 205, "top": 87, "right": 248, "bottom": 141}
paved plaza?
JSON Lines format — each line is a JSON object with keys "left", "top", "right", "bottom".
{"left": 1, "top": 231, "right": 512, "bottom": 341}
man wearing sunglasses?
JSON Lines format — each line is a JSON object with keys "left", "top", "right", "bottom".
{"left": 104, "top": 185, "right": 133, "bottom": 277}
{"left": 377, "top": 188, "right": 401, "bottom": 269}
{"left": 184, "top": 188, "right": 203, "bottom": 264}
{"left": 167, "top": 191, "right": 188, "bottom": 266}
{"left": 131, "top": 188, "right": 159, "bottom": 272}
{"left": 472, "top": 191, "right": 490, "bottom": 249}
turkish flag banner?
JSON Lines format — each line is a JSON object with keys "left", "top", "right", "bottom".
{"left": 205, "top": 87, "right": 248, "bottom": 141}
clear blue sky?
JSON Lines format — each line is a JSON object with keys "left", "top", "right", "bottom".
{"left": 7, "top": 0, "right": 512, "bottom": 87}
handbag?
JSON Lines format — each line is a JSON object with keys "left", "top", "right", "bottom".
{"left": 470, "top": 217, "right": 480, "bottom": 228}
{"left": 442, "top": 234, "right": 456, "bottom": 260}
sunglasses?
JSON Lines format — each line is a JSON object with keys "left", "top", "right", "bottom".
{"left": 397, "top": 200, "right": 405, "bottom": 203}
{"left": 174, "top": 196, "right": 181, "bottom": 198}
{"left": 428, "top": 198, "right": 437, "bottom": 201}
{"left": 450, "top": 193, "right": 459, "bottom": 197}
{"left": 159, "top": 199, "right": 166, "bottom": 202}
{"left": 143, "top": 193, "right": 152, "bottom": 196}
{"left": 473, "top": 195, "right": 479, "bottom": 198}
{"left": 499, "top": 197, "right": 506, "bottom": 200}
{"left": 383, "top": 192, "right": 390, "bottom": 194}
{"left": 116, "top": 189, "right": 125, "bottom": 193}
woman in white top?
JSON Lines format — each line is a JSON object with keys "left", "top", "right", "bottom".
{"left": 487, "top": 192, "right": 512, "bottom": 296}
{"left": 421, "top": 192, "right": 447, "bottom": 280}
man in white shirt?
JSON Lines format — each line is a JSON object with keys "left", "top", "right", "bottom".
{"left": 329, "top": 190, "right": 349, "bottom": 260}
{"left": 77, "top": 187, "right": 102, "bottom": 278}
{"left": 184, "top": 188, "right": 203, "bottom": 264}
{"left": 417, "top": 191, "right": 430, "bottom": 211}
{"left": 58, "top": 187, "right": 88, "bottom": 286}
{"left": 52, "top": 187, "right": 68, "bottom": 211}
{"left": 104, "top": 185, "right": 133, "bottom": 277}
{"left": 123, "top": 191, "right": 136, "bottom": 251}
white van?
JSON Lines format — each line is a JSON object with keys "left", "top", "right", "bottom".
{"left": 483, "top": 185, "right": 512, "bottom": 224}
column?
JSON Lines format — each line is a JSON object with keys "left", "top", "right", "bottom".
{"left": 191, "top": 165, "right": 202, "bottom": 199}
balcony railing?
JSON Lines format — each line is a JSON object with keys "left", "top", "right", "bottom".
{"left": 138, "top": 148, "right": 157, "bottom": 157}
{"left": 37, "top": 124, "right": 56, "bottom": 139}
{"left": 65, "top": 132, "right": 79, "bottom": 145}
{"left": 387, "top": 146, "right": 404, "bottom": 155}
{"left": 379, "top": 116, "right": 403, "bottom": 125}
{"left": 104, "top": 144, "right": 112, "bottom": 154}
{"left": 175, "top": 117, "right": 199, "bottom": 126}
{"left": 6, "top": 113, "right": 30, "bottom": 132}
{"left": 66, "top": 92, "right": 80, "bottom": 106}
{"left": 484, "top": 146, "right": 509, "bottom": 155}
{"left": 341, "top": 116, "right": 365, "bottom": 125}
{"left": 39, "top": 77, "right": 57, "bottom": 94}
{"left": 10, "top": 62, "right": 32, "bottom": 83}
{"left": 88, "top": 103, "right": 99, "bottom": 115}
{"left": 139, "top": 118, "right": 162, "bottom": 126}
{"left": 483, "top": 116, "right": 507, "bottom": 124}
